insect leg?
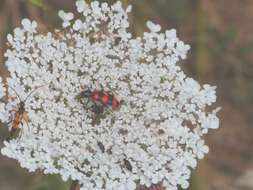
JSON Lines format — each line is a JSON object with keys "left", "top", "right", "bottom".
{"left": 104, "top": 104, "right": 113, "bottom": 114}
{"left": 6, "top": 115, "right": 15, "bottom": 125}
{"left": 18, "top": 126, "right": 23, "bottom": 139}
{"left": 15, "top": 121, "right": 23, "bottom": 139}
{"left": 84, "top": 99, "right": 96, "bottom": 113}
{"left": 23, "top": 112, "right": 30, "bottom": 130}
{"left": 10, "top": 109, "right": 18, "bottom": 113}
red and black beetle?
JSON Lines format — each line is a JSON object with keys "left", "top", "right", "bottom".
{"left": 78, "top": 89, "right": 120, "bottom": 114}
{"left": 80, "top": 89, "right": 120, "bottom": 110}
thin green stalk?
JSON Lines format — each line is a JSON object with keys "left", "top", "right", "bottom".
{"left": 195, "top": 0, "right": 209, "bottom": 82}
{"left": 190, "top": 0, "right": 209, "bottom": 189}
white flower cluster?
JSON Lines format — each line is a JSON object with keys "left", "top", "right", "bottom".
{"left": 0, "top": 1, "right": 219, "bottom": 190}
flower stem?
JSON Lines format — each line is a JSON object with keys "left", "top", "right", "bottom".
{"left": 70, "top": 180, "right": 79, "bottom": 190}
{"left": 195, "top": 0, "right": 209, "bottom": 82}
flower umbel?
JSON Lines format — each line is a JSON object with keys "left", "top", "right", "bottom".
{"left": 0, "top": 1, "right": 219, "bottom": 190}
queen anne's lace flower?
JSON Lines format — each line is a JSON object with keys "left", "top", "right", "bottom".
{"left": 0, "top": 1, "right": 219, "bottom": 190}
{"left": 21, "top": 18, "right": 38, "bottom": 33}
{"left": 58, "top": 10, "right": 74, "bottom": 28}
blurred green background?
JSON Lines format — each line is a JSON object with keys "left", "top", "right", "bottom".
{"left": 0, "top": 0, "right": 253, "bottom": 190}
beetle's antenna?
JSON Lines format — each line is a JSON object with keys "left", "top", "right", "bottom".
{"left": 8, "top": 86, "right": 22, "bottom": 102}
{"left": 24, "top": 85, "right": 47, "bottom": 103}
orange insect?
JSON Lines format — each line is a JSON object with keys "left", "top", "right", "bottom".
{"left": 7, "top": 85, "right": 44, "bottom": 139}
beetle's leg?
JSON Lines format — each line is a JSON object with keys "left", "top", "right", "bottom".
{"left": 7, "top": 109, "right": 17, "bottom": 124}
{"left": 23, "top": 112, "right": 30, "bottom": 131}
{"left": 17, "top": 123, "right": 23, "bottom": 139}
{"left": 105, "top": 85, "right": 119, "bottom": 97}
{"left": 85, "top": 100, "right": 95, "bottom": 112}
{"left": 103, "top": 104, "right": 113, "bottom": 114}
{"left": 6, "top": 120, "right": 12, "bottom": 125}
{"left": 6, "top": 115, "right": 14, "bottom": 125}
{"left": 10, "top": 109, "right": 18, "bottom": 113}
